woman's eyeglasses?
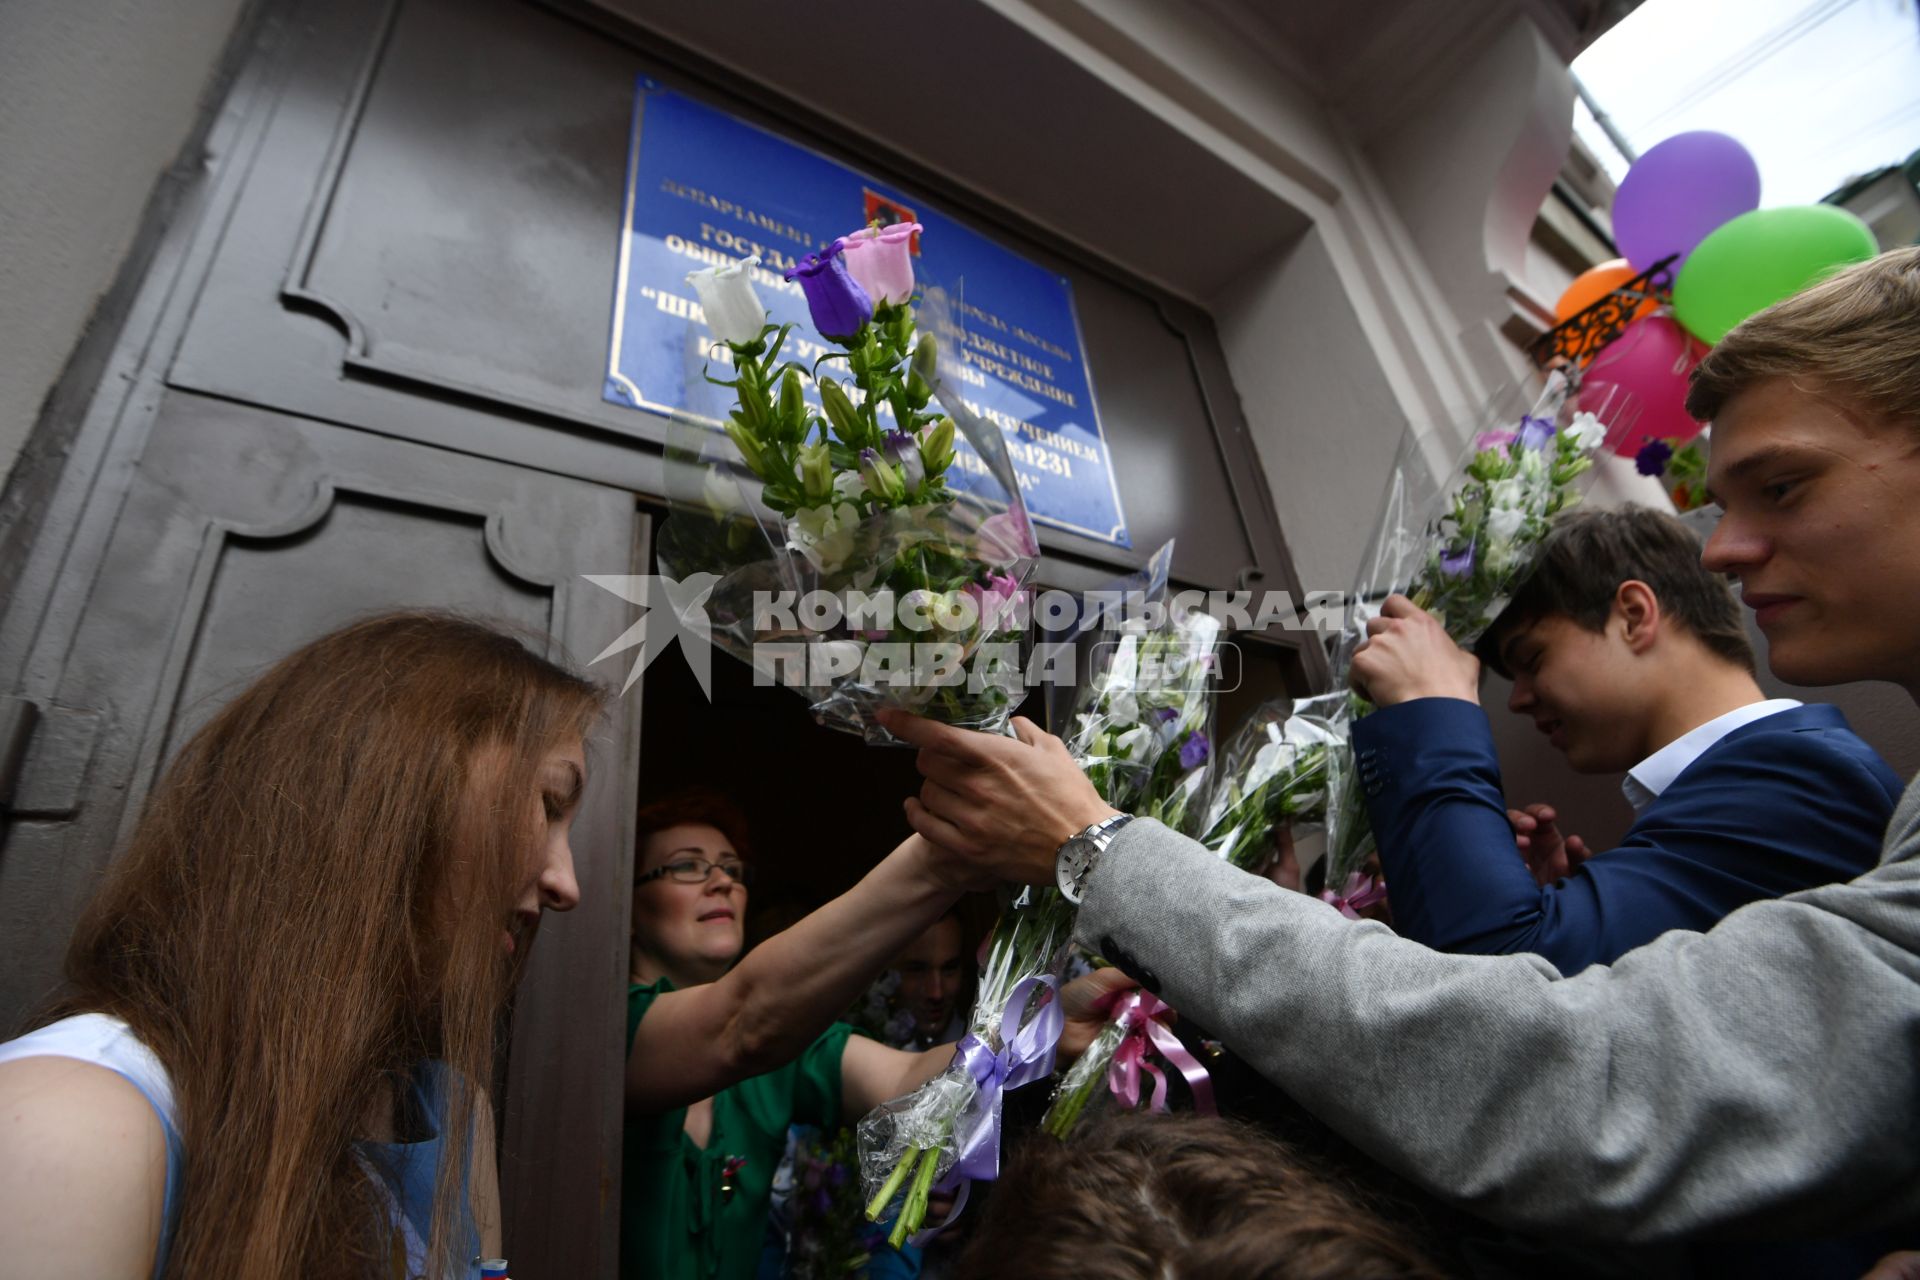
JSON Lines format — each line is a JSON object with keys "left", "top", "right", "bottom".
{"left": 637, "top": 857, "right": 752, "bottom": 888}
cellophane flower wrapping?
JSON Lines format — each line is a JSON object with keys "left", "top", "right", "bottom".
{"left": 656, "top": 244, "right": 1040, "bottom": 746}
{"left": 1320, "top": 372, "right": 1641, "bottom": 887}
{"left": 1039, "top": 544, "right": 1225, "bottom": 1137}
{"left": 1059, "top": 545, "right": 1223, "bottom": 832}
{"left": 1195, "top": 691, "right": 1347, "bottom": 873}
{"left": 857, "top": 880, "right": 1077, "bottom": 1247}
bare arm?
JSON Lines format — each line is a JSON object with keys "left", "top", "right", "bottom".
{"left": 0, "top": 1057, "right": 169, "bottom": 1279}
{"left": 627, "top": 833, "right": 977, "bottom": 1112}
{"left": 839, "top": 1037, "right": 957, "bottom": 1117}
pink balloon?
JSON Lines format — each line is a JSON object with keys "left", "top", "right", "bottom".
{"left": 1579, "top": 315, "right": 1708, "bottom": 457}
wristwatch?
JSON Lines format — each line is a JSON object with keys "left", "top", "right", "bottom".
{"left": 1055, "top": 813, "right": 1134, "bottom": 905}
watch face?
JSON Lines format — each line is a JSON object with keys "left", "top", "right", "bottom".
{"left": 1057, "top": 835, "right": 1094, "bottom": 901}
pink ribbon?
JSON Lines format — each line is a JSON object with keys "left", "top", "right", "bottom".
{"left": 1104, "top": 990, "right": 1216, "bottom": 1117}
{"left": 1321, "top": 872, "right": 1389, "bottom": 920}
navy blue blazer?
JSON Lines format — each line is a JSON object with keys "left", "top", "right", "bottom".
{"left": 1352, "top": 699, "right": 1902, "bottom": 975}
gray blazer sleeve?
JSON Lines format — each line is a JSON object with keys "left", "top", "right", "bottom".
{"left": 1073, "top": 779, "right": 1920, "bottom": 1241}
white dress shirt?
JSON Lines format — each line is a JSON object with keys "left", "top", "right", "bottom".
{"left": 1621, "top": 698, "right": 1804, "bottom": 812}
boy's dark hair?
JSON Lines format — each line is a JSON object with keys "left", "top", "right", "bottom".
{"left": 954, "top": 1112, "right": 1442, "bottom": 1280}
{"left": 1474, "top": 506, "right": 1755, "bottom": 679}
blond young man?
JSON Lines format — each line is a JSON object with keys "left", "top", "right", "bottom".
{"left": 885, "top": 248, "right": 1920, "bottom": 1243}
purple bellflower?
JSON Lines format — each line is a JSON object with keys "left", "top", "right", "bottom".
{"left": 1517, "top": 415, "right": 1557, "bottom": 451}
{"left": 1178, "top": 730, "right": 1210, "bottom": 771}
{"left": 785, "top": 242, "right": 873, "bottom": 341}
{"left": 1439, "top": 542, "right": 1475, "bottom": 577}
{"left": 882, "top": 429, "right": 926, "bottom": 491}
{"left": 1635, "top": 439, "right": 1674, "bottom": 477}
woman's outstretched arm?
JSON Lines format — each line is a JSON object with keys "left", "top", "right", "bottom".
{"left": 627, "top": 833, "right": 979, "bottom": 1111}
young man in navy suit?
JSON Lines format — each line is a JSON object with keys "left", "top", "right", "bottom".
{"left": 1344, "top": 505, "right": 1903, "bottom": 974}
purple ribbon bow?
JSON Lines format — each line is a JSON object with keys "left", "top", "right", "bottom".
{"left": 909, "top": 974, "right": 1063, "bottom": 1244}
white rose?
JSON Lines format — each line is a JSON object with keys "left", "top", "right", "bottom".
{"left": 1487, "top": 507, "right": 1527, "bottom": 542}
{"left": 1566, "top": 410, "right": 1608, "bottom": 452}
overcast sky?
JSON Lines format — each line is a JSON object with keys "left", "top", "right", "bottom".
{"left": 1573, "top": 0, "right": 1920, "bottom": 204}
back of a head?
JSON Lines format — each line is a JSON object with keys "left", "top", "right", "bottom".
{"left": 1687, "top": 245, "right": 1920, "bottom": 430}
{"left": 1475, "top": 505, "right": 1755, "bottom": 678}
{"left": 60, "top": 610, "right": 605, "bottom": 1279}
{"left": 956, "top": 1113, "right": 1442, "bottom": 1280}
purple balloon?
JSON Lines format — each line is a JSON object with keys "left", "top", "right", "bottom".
{"left": 1612, "top": 131, "right": 1761, "bottom": 275}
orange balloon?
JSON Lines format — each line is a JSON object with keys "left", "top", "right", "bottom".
{"left": 1554, "top": 258, "right": 1656, "bottom": 324}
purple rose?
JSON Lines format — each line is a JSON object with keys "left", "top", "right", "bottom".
{"left": 1439, "top": 542, "right": 1475, "bottom": 577}
{"left": 1517, "top": 415, "right": 1556, "bottom": 451}
{"left": 1635, "top": 439, "right": 1674, "bottom": 477}
{"left": 1178, "top": 730, "right": 1209, "bottom": 771}
{"left": 785, "top": 242, "right": 873, "bottom": 340}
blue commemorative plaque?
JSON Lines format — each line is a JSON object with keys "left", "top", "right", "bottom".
{"left": 604, "top": 83, "right": 1129, "bottom": 548}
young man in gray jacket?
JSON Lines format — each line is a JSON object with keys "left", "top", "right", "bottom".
{"left": 880, "top": 246, "right": 1920, "bottom": 1244}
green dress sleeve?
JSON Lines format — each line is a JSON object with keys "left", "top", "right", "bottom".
{"left": 622, "top": 980, "right": 857, "bottom": 1280}
{"left": 787, "top": 1020, "right": 855, "bottom": 1131}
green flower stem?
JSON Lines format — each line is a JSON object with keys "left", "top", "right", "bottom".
{"left": 864, "top": 1145, "right": 920, "bottom": 1224}
{"left": 888, "top": 1144, "right": 942, "bottom": 1249}
{"left": 1042, "top": 1019, "right": 1125, "bottom": 1138}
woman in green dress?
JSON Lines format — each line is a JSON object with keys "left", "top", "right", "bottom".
{"left": 622, "top": 793, "right": 1121, "bottom": 1280}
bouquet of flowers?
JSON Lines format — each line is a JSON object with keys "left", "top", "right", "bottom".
{"left": 1194, "top": 691, "right": 1346, "bottom": 873}
{"left": 857, "top": 883, "right": 1075, "bottom": 1247}
{"left": 1038, "top": 545, "right": 1226, "bottom": 1137}
{"left": 1061, "top": 548, "right": 1223, "bottom": 832}
{"left": 658, "top": 226, "right": 1039, "bottom": 743}
{"left": 1320, "top": 373, "right": 1637, "bottom": 886}
{"left": 859, "top": 543, "right": 1216, "bottom": 1231}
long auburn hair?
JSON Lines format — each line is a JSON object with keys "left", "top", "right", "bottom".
{"left": 51, "top": 611, "right": 606, "bottom": 1278}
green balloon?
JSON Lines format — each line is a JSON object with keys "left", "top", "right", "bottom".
{"left": 1672, "top": 205, "right": 1878, "bottom": 345}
